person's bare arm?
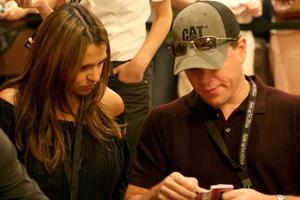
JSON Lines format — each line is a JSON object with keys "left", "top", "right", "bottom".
{"left": 209, "top": 0, "right": 262, "bottom": 17}
{"left": 14, "top": 0, "right": 64, "bottom": 19}
{"left": 171, "top": 0, "right": 195, "bottom": 11}
{"left": 0, "top": 7, "right": 38, "bottom": 21}
{"left": 134, "top": 0, "right": 173, "bottom": 70}
{"left": 113, "top": 0, "right": 172, "bottom": 83}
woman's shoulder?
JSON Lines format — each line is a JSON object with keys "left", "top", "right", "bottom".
{"left": 0, "top": 88, "right": 17, "bottom": 106}
{"left": 101, "top": 87, "right": 124, "bottom": 117}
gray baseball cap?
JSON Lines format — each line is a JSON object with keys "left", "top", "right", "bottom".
{"left": 173, "top": 1, "right": 240, "bottom": 74}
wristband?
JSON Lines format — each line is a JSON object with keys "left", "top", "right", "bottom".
{"left": 275, "top": 194, "right": 286, "bottom": 200}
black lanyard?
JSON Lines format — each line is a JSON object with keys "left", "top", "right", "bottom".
{"left": 204, "top": 78, "right": 257, "bottom": 188}
{"left": 62, "top": 122, "right": 83, "bottom": 200}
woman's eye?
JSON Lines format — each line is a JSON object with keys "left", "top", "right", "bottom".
{"left": 80, "top": 65, "right": 88, "bottom": 71}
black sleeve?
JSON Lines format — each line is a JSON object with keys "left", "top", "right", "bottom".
{"left": 0, "top": 129, "right": 49, "bottom": 200}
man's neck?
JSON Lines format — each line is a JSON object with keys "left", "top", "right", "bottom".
{"left": 221, "top": 78, "right": 250, "bottom": 120}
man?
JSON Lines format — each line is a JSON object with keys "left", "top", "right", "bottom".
{"left": 125, "top": 1, "right": 300, "bottom": 199}
{"left": 0, "top": 128, "right": 48, "bottom": 199}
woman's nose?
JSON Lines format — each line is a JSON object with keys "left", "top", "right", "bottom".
{"left": 88, "top": 67, "right": 101, "bottom": 82}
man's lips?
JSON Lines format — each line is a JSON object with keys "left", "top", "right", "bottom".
{"left": 202, "top": 86, "right": 218, "bottom": 93}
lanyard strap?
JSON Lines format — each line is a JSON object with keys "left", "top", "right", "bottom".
{"left": 239, "top": 78, "right": 257, "bottom": 166}
{"left": 204, "top": 78, "right": 257, "bottom": 188}
{"left": 62, "top": 122, "right": 83, "bottom": 200}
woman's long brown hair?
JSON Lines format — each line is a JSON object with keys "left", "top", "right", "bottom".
{"left": 1, "top": 4, "right": 121, "bottom": 170}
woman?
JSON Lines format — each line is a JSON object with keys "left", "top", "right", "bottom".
{"left": 0, "top": 3, "right": 129, "bottom": 199}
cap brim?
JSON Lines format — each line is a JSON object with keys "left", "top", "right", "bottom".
{"left": 174, "top": 43, "right": 228, "bottom": 75}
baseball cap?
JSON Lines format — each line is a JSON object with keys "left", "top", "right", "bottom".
{"left": 173, "top": 1, "right": 240, "bottom": 74}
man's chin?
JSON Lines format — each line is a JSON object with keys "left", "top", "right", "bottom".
{"left": 202, "top": 97, "right": 225, "bottom": 109}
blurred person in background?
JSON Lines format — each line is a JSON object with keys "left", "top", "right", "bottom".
{"left": 0, "top": 128, "right": 48, "bottom": 200}
{"left": 270, "top": 0, "right": 300, "bottom": 95}
{"left": 0, "top": 0, "right": 37, "bottom": 21}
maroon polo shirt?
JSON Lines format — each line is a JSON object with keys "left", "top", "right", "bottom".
{"left": 129, "top": 76, "right": 300, "bottom": 194}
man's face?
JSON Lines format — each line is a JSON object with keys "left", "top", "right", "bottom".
{"left": 185, "top": 38, "right": 246, "bottom": 108}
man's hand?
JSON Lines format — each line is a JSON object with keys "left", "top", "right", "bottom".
{"left": 149, "top": 172, "right": 204, "bottom": 200}
{"left": 125, "top": 172, "right": 207, "bottom": 200}
{"left": 222, "top": 188, "right": 274, "bottom": 200}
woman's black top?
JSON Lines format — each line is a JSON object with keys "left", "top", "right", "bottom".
{"left": 0, "top": 98, "right": 130, "bottom": 200}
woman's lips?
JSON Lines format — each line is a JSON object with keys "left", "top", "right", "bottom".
{"left": 82, "top": 85, "right": 94, "bottom": 90}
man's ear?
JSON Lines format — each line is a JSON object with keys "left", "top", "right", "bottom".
{"left": 237, "top": 36, "right": 247, "bottom": 65}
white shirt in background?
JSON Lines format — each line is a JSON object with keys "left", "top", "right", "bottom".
{"left": 93, "top": 0, "right": 164, "bottom": 61}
